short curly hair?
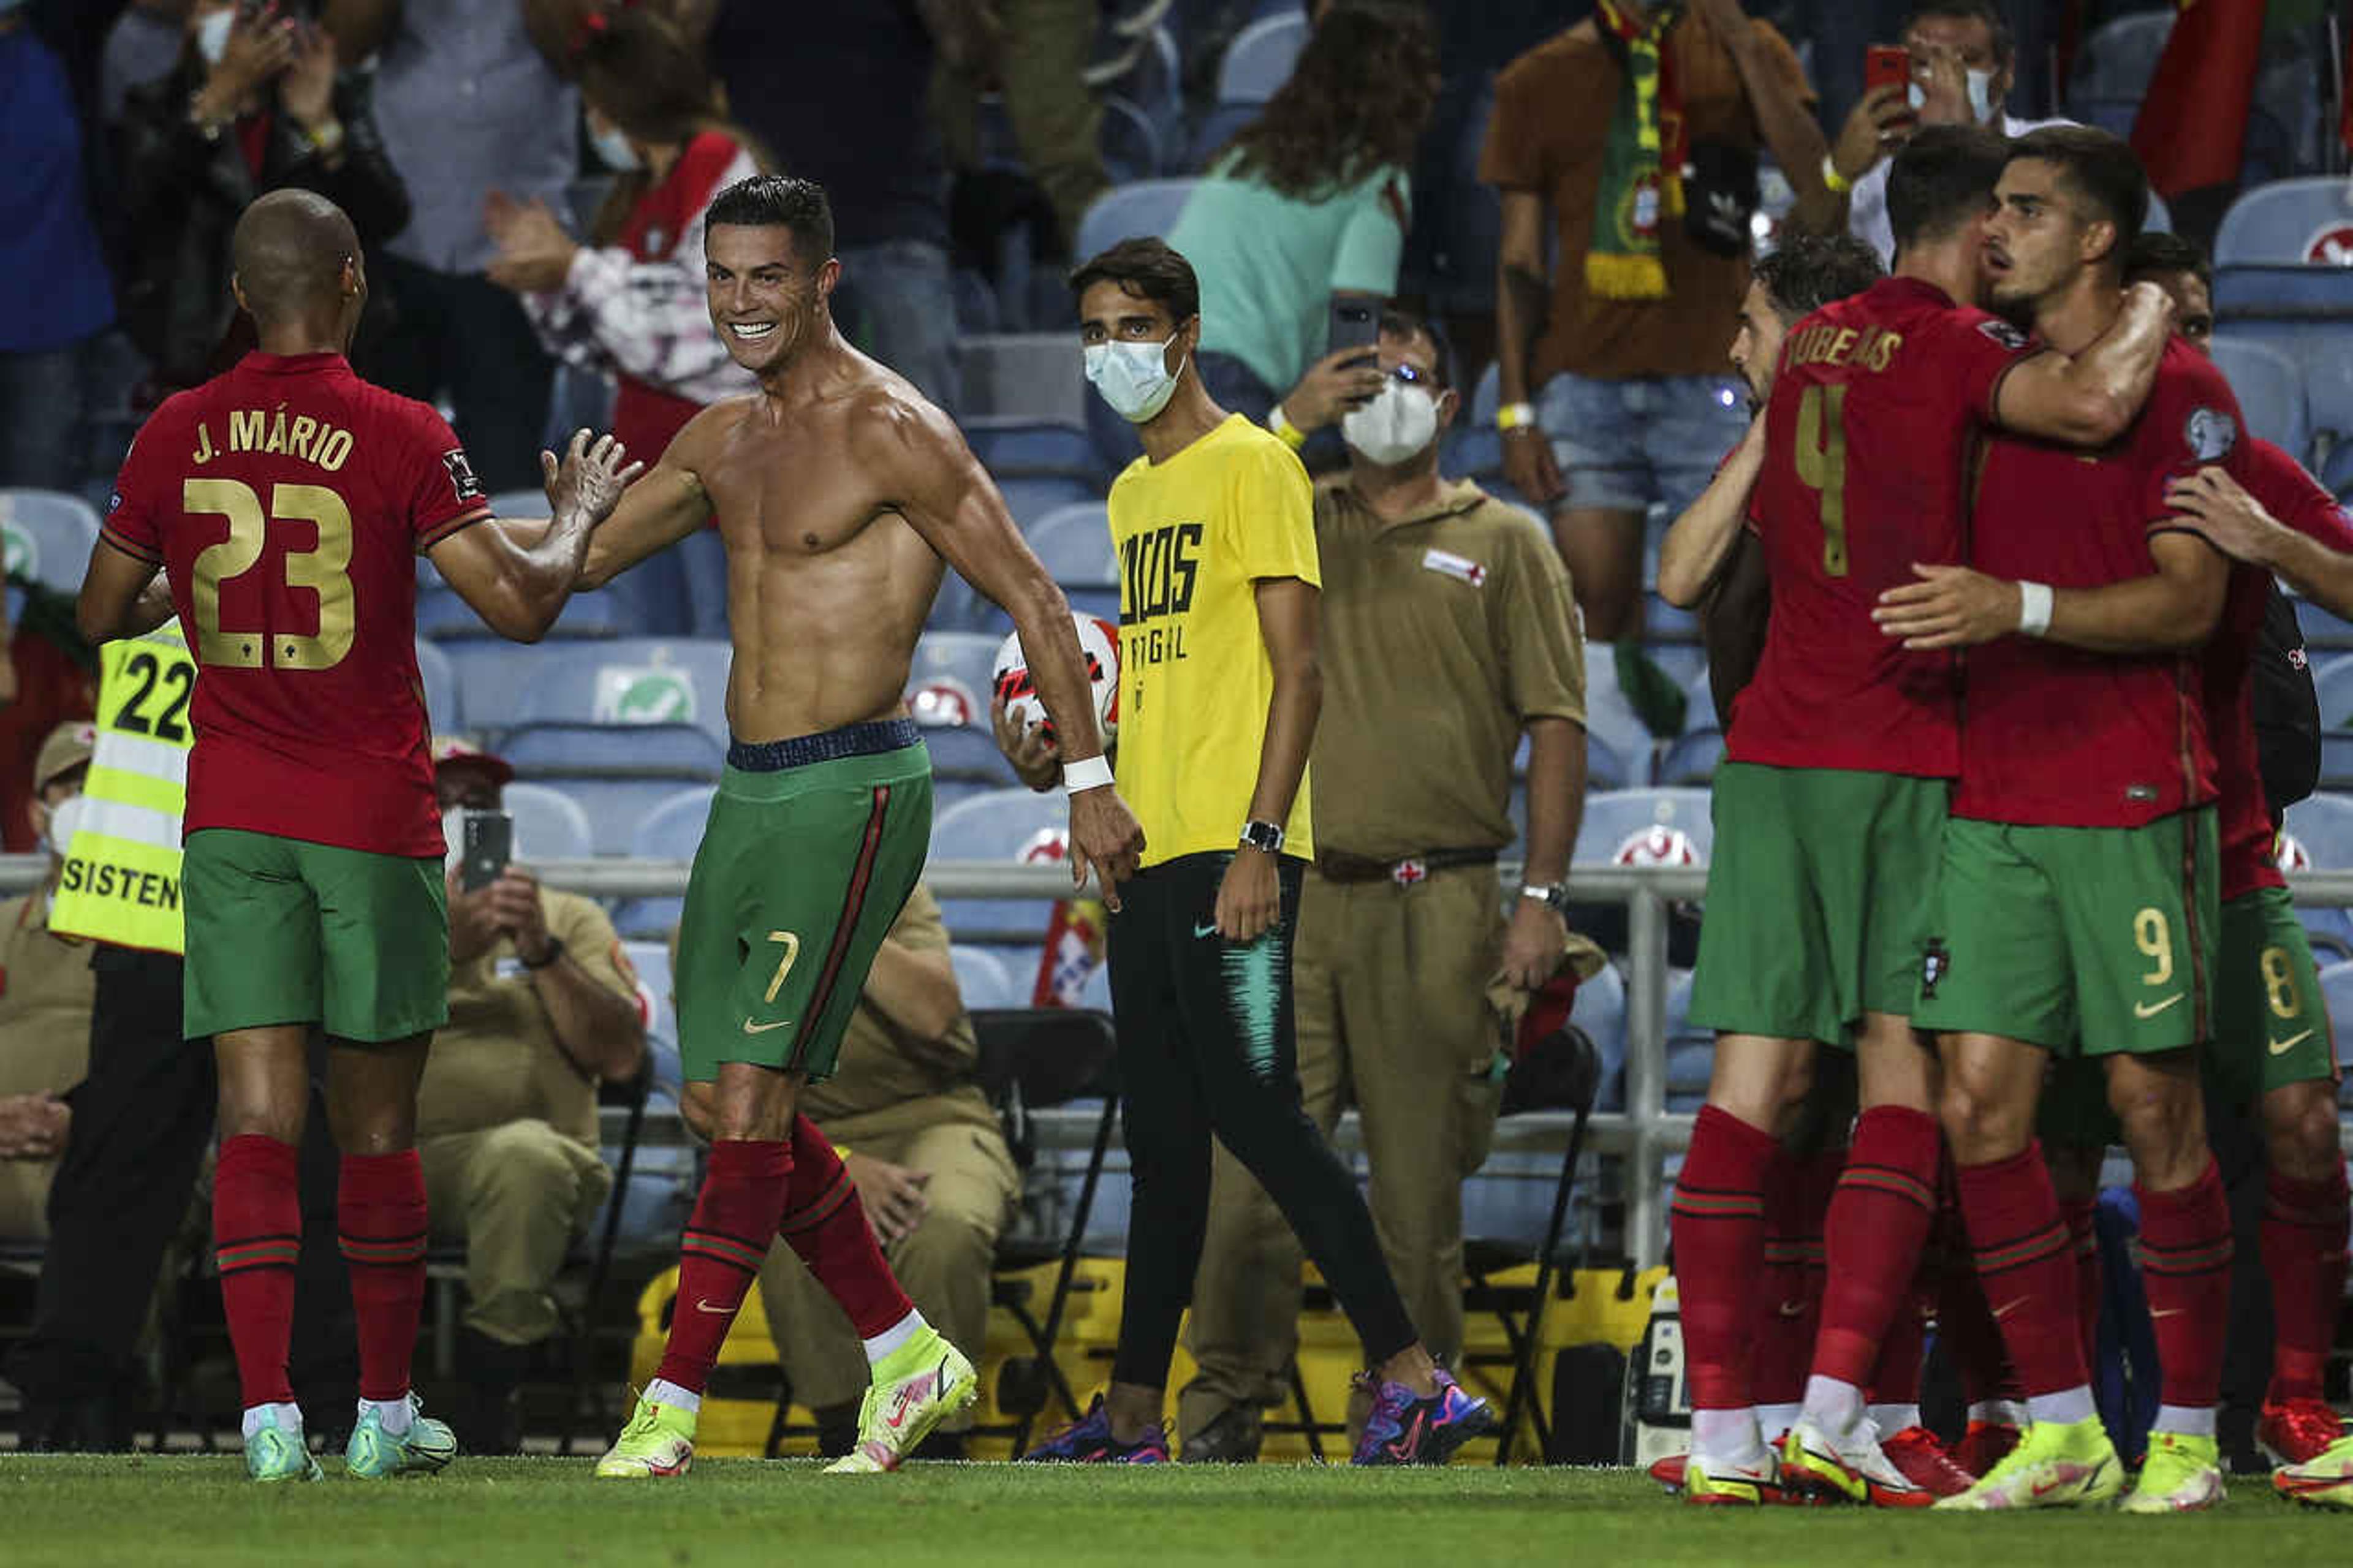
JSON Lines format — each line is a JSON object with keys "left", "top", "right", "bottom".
{"left": 1752, "top": 232, "right": 1885, "bottom": 322}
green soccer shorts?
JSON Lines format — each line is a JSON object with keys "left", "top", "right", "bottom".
{"left": 181, "top": 827, "right": 450, "bottom": 1043}
{"left": 675, "top": 733, "right": 932, "bottom": 1085}
{"left": 1687, "top": 762, "right": 1949, "bottom": 1047}
{"left": 1911, "top": 808, "right": 2219, "bottom": 1056}
{"left": 2208, "top": 884, "right": 2337, "bottom": 1110}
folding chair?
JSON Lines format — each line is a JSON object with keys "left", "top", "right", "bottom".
{"left": 1457, "top": 1025, "right": 1602, "bottom": 1464}
{"left": 966, "top": 1006, "right": 1121, "bottom": 1453}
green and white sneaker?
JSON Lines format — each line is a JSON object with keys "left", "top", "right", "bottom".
{"left": 825, "top": 1325, "right": 979, "bottom": 1474}
{"left": 344, "top": 1395, "right": 458, "bottom": 1479}
{"left": 596, "top": 1393, "right": 697, "bottom": 1479}
{"left": 244, "top": 1410, "right": 322, "bottom": 1484}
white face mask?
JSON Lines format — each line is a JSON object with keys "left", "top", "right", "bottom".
{"left": 1084, "top": 333, "right": 1188, "bottom": 424}
{"left": 442, "top": 808, "right": 469, "bottom": 871}
{"left": 42, "top": 795, "right": 85, "bottom": 861}
{"left": 589, "top": 121, "right": 642, "bottom": 172}
{"left": 1909, "top": 67, "right": 1999, "bottom": 123}
{"left": 197, "top": 9, "right": 235, "bottom": 66}
{"left": 1341, "top": 379, "right": 1441, "bottom": 467}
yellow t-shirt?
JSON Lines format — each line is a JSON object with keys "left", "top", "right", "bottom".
{"left": 1105, "top": 414, "right": 1318, "bottom": 868}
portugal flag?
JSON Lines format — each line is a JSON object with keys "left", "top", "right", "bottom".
{"left": 2128, "top": 0, "right": 2266, "bottom": 199}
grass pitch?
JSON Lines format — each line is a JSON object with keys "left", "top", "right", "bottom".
{"left": 2, "top": 1456, "right": 2343, "bottom": 1567}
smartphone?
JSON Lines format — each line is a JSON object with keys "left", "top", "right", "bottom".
{"left": 1328, "top": 297, "right": 1379, "bottom": 366}
{"left": 460, "top": 809, "right": 513, "bottom": 893}
{"left": 1865, "top": 44, "right": 1912, "bottom": 96}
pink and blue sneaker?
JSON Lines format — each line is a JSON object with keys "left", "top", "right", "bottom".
{"left": 1016, "top": 1395, "right": 1171, "bottom": 1463}
{"left": 1351, "top": 1369, "right": 1496, "bottom": 1466}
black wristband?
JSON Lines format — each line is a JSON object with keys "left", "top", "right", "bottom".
{"left": 518, "top": 936, "right": 566, "bottom": 971}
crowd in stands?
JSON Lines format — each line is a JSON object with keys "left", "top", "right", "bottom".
{"left": 2, "top": 0, "right": 2349, "bottom": 1456}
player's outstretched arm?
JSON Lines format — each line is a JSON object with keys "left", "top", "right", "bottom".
{"left": 75, "top": 543, "right": 175, "bottom": 645}
{"left": 1657, "top": 412, "right": 1766, "bottom": 607}
{"left": 858, "top": 393, "right": 1146, "bottom": 900}
{"left": 1992, "top": 281, "right": 2176, "bottom": 446}
{"left": 2169, "top": 467, "right": 2353, "bottom": 621}
{"left": 1873, "top": 529, "right": 2227, "bottom": 653}
{"left": 427, "top": 430, "right": 643, "bottom": 643}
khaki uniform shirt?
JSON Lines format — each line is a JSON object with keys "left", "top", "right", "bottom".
{"left": 0, "top": 890, "right": 96, "bottom": 1100}
{"left": 1480, "top": 18, "right": 1813, "bottom": 384}
{"left": 1311, "top": 478, "right": 1587, "bottom": 861}
{"left": 803, "top": 885, "right": 995, "bottom": 1142}
{"left": 416, "top": 889, "right": 638, "bottom": 1148}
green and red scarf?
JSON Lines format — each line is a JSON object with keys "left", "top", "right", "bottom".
{"left": 1591, "top": 0, "right": 1689, "bottom": 300}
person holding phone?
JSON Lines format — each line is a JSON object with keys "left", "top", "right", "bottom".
{"left": 1831, "top": 2, "right": 2072, "bottom": 267}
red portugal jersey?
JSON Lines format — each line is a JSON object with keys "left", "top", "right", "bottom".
{"left": 1729, "top": 277, "right": 2036, "bottom": 776}
{"left": 100, "top": 352, "right": 491, "bottom": 857}
{"left": 2209, "top": 437, "right": 2353, "bottom": 899}
{"left": 1955, "top": 337, "right": 2247, "bottom": 828}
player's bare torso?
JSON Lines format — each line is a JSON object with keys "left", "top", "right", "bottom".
{"left": 688, "top": 352, "right": 950, "bottom": 746}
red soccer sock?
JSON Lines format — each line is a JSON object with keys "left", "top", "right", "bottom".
{"left": 1933, "top": 1189, "right": 2020, "bottom": 1407}
{"left": 214, "top": 1134, "right": 302, "bottom": 1410}
{"left": 1752, "top": 1148, "right": 1813, "bottom": 1412}
{"left": 780, "top": 1114, "right": 914, "bottom": 1338}
{"left": 2261, "top": 1164, "right": 2351, "bottom": 1404}
{"left": 653, "top": 1139, "right": 794, "bottom": 1395}
{"left": 2134, "top": 1158, "right": 2234, "bottom": 1412}
{"left": 1865, "top": 1265, "right": 1934, "bottom": 1411}
{"left": 1812, "top": 1107, "right": 1940, "bottom": 1388}
{"left": 1955, "top": 1143, "right": 2088, "bottom": 1399}
{"left": 338, "top": 1149, "right": 430, "bottom": 1402}
{"left": 2056, "top": 1194, "right": 2104, "bottom": 1377}
{"left": 1672, "top": 1105, "right": 1779, "bottom": 1411}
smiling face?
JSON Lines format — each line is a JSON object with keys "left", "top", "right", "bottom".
{"left": 705, "top": 223, "right": 836, "bottom": 375}
{"left": 1984, "top": 157, "right": 2105, "bottom": 314}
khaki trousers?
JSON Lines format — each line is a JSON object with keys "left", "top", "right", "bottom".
{"left": 1180, "top": 865, "right": 1504, "bottom": 1440}
{"left": 418, "top": 1119, "right": 612, "bottom": 1347}
{"left": 0, "top": 1159, "right": 55, "bottom": 1241}
{"left": 757, "top": 1115, "right": 1019, "bottom": 1422}
{"left": 930, "top": 0, "right": 1110, "bottom": 249}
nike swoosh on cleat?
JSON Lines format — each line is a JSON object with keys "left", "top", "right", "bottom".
{"left": 1382, "top": 1411, "right": 1428, "bottom": 1462}
{"left": 1990, "top": 1297, "right": 2029, "bottom": 1320}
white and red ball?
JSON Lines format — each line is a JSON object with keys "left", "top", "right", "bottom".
{"left": 993, "top": 612, "right": 1120, "bottom": 746}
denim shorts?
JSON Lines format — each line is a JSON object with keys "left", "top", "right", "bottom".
{"left": 1538, "top": 371, "right": 1749, "bottom": 515}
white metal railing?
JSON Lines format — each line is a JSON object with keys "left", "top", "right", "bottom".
{"left": 15, "top": 852, "right": 2353, "bottom": 1270}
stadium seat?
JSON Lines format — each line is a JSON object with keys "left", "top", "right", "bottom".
{"left": 1074, "top": 177, "right": 1200, "bottom": 263}
{"left": 2319, "top": 963, "right": 2353, "bottom": 1078}
{"left": 930, "top": 786, "right": 1071, "bottom": 942}
{"left": 2317, "top": 657, "right": 2353, "bottom": 788}
{"left": 2284, "top": 792, "right": 2353, "bottom": 869}
{"left": 1184, "top": 101, "right": 1257, "bottom": 172}
{"left": 2327, "top": 443, "right": 2353, "bottom": 504}
{"left": 561, "top": 777, "right": 713, "bottom": 859}
{"left": 504, "top": 637, "right": 735, "bottom": 745}
{"left": 1570, "top": 961, "right": 1627, "bottom": 1113}
{"left": 415, "top": 638, "right": 458, "bottom": 730}
{"left": 1574, "top": 787, "right": 1714, "bottom": 865}
{"left": 950, "top": 944, "right": 1020, "bottom": 1010}
{"left": 2208, "top": 336, "right": 2310, "bottom": 458}
{"left": 505, "top": 780, "right": 595, "bottom": 863}
{"left": 622, "top": 939, "right": 680, "bottom": 1093}
{"left": 959, "top": 338, "right": 1089, "bottom": 428}
{"left": 608, "top": 786, "right": 711, "bottom": 938}
{"left": 978, "top": 88, "right": 1162, "bottom": 185}
{"left": 501, "top": 722, "right": 724, "bottom": 786}
{"left": 998, "top": 474, "right": 1105, "bottom": 536}
{"left": 2068, "top": 10, "right": 2173, "bottom": 102}
{"left": 1657, "top": 729, "right": 1723, "bottom": 787}
{"left": 911, "top": 631, "right": 1005, "bottom": 715}
{"left": 963, "top": 417, "right": 1101, "bottom": 480}
{"left": 1578, "top": 650, "right": 1669, "bottom": 779}
{"left": 1645, "top": 591, "right": 1700, "bottom": 644}
{"left": 1214, "top": 8, "right": 1306, "bottom": 102}
{"left": 0, "top": 488, "right": 100, "bottom": 594}
{"left": 1584, "top": 733, "right": 1634, "bottom": 793}
{"left": 441, "top": 641, "right": 553, "bottom": 737}
{"left": 2295, "top": 594, "right": 2353, "bottom": 651}
{"left": 1662, "top": 968, "right": 1711, "bottom": 1114}
{"left": 1025, "top": 502, "right": 1120, "bottom": 622}
{"left": 2215, "top": 178, "right": 2352, "bottom": 267}
{"left": 2303, "top": 350, "right": 2353, "bottom": 456}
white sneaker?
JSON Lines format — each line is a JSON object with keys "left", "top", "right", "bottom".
{"left": 1780, "top": 1414, "right": 1932, "bottom": 1507}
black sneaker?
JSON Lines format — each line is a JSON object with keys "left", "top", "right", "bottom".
{"left": 1180, "top": 1404, "right": 1264, "bottom": 1464}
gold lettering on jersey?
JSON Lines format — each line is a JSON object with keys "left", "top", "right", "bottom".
{"left": 191, "top": 423, "right": 216, "bottom": 466}
{"left": 225, "top": 409, "right": 354, "bottom": 472}
{"left": 1784, "top": 324, "right": 1905, "bottom": 374}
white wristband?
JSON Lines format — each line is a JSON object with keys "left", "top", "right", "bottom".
{"left": 1061, "top": 754, "right": 1114, "bottom": 793}
{"left": 2017, "top": 580, "right": 2054, "bottom": 638}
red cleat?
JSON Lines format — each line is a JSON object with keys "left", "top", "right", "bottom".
{"left": 2259, "top": 1398, "right": 2348, "bottom": 1467}
{"left": 1880, "top": 1425, "right": 1976, "bottom": 1497}
{"left": 1647, "top": 1453, "right": 1687, "bottom": 1490}
{"left": 1953, "top": 1418, "right": 2020, "bottom": 1478}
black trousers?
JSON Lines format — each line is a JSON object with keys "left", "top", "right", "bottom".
{"left": 1106, "top": 852, "right": 1417, "bottom": 1387}
{"left": 10, "top": 947, "right": 356, "bottom": 1443}
{"left": 360, "top": 253, "right": 556, "bottom": 495}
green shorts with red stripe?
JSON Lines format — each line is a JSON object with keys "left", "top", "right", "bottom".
{"left": 675, "top": 722, "right": 933, "bottom": 1084}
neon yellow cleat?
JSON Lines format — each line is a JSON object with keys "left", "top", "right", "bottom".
{"left": 1683, "top": 1453, "right": 1783, "bottom": 1506}
{"left": 825, "top": 1326, "right": 979, "bottom": 1474}
{"left": 1932, "top": 1415, "right": 2121, "bottom": 1510}
{"left": 595, "top": 1393, "right": 696, "bottom": 1479}
{"left": 1779, "top": 1417, "right": 1932, "bottom": 1507}
{"left": 2118, "top": 1430, "right": 2224, "bottom": 1513}
{"left": 2274, "top": 1433, "right": 2353, "bottom": 1510}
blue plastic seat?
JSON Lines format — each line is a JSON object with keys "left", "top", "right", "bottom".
{"left": 1574, "top": 787, "right": 1715, "bottom": 866}
{"left": 2283, "top": 792, "right": 2353, "bottom": 870}
{"left": 1662, "top": 969, "right": 1712, "bottom": 1114}
{"left": 928, "top": 786, "right": 1073, "bottom": 942}
{"left": 1074, "top": 178, "right": 1202, "bottom": 264}
{"left": 1569, "top": 961, "right": 1627, "bottom": 1113}
{"left": 0, "top": 488, "right": 100, "bottom": 594}
{"left": 1658, "top": 729, "right": 1724, "bottom": 787}
{"left": 998, "top": 474, "right": 1105, "bottom": 536}
{"left": 1214, "top": 9, "right": 1306, "bottom": 102}
{"left": 504, "top": 637, "right": 735, "bottom": 745}
{"left": 414, "top": 638, "right": 458, "bottom": 732}
{"left": 621, "top": 939, "right": 678, "bottom": 1092}
{"left": 2208, "top": 335, "right": 2309, "bottom": 459}
{"left": 503, "top": 781, "right": 595, "bottom": 863}
{"left": 610, "top": 785, "right": 714, "bottom": 939}
{"left": 1026, "top": 502, "right": 1120, "bottom": 623}
{"left": 442, "top": 642, "right": 552, "bottom": 737}
{"left": 964, "top": 419, "right": 1102, "bottom": 480}
{"left": 950, "top": 944, "right": 1018, "bottom": 1011}
{"left": 2067, "top": 10, "right": 2173, "bottom": 101}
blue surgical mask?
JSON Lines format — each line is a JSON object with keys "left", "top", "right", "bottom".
{"left": 197, "top": 9, "right": 235, "bottom": 65}
{"left": 1084, "top": 333, "right": 1188, "bottom": 424}
{"left": 589, "top": 121, "right": 641, "bottom": 172}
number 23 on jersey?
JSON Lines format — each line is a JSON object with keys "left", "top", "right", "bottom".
{"left": 183, "top": 477, "right": 357, "bottom": 671}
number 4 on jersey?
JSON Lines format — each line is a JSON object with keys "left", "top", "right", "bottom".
{"left": 1793, "top": 385, "right": 1850, "bottom": 578}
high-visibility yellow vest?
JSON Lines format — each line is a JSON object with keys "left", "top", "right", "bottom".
{"left": 50, "top": 621, "right": 194, "bottom": 954}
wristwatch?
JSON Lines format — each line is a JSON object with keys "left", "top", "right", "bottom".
{"left": 1521, "top": 881, "right": 1569, "bottom": 915}
{"left": 518, "top": 936, "right": 566, "bottom": 971}
{"left": 1239, "top": 819, "right": 1286, "bottom": 855}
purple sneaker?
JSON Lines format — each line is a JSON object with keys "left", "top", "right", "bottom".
{"left": 1350, "top": 1369, "right": 1496, "bottom": 1466}
{"left": 1017, "top": 1396, "right": 1170, "bottom": 1463}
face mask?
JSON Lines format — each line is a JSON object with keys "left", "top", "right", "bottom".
{"left": 1909, "top": 67, "right": 1998, "bottom": 123}
{"left": 42, "top": 795, "right": 85, "bottom": 860}
{"left": 442, "top": 808, "right": 469, "bottom": 871}
{"left": 1084, "top": 333, "right": 1187, "bottom": 424}
{"left": 1341, "top": 379, "right": 1440, "bottom": 467}
{"left": 197, "top": 9, "right": 235, "bottom": 65}
{"left": 589, "top": 121, "right": 641, "bottom": 172}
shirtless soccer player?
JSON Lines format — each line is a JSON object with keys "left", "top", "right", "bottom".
{"left": 77, "top": 189, "right": 642, "bottom": 1482}
{"left": 569, "top": 175, "right": 1147, "bottom": 1480}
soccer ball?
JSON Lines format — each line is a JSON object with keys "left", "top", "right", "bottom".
{"left": 2276, "top": 830, "right": 2311, "bottom": 873}
{"left": 993, "top": 612, "right": 1120, "bottom": 746}
{"left": 907, "top": 675, "right": 979, "bottom": 730}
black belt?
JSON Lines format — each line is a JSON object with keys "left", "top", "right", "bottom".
{"left": 1314, "top": 847, "right": 1499, "bottom": 886}
{"left": 727, "top": 717, "right": 922, "bottom": 772}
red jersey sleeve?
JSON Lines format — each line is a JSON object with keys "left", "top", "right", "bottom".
{"left": 2246, "top": 437, "right": 2353, "bottom": 555}
{"left": 391, "top": 400, "right": 493, "bottom": 551}
{"left": 1923, "top": 309, "right": 2039, "bottom": 425}
{"left": 2140, "top": 354, "right": 2248, "bottom": 536}
{"left": 98, "top": 415, "right": 174, "bottom": 567}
